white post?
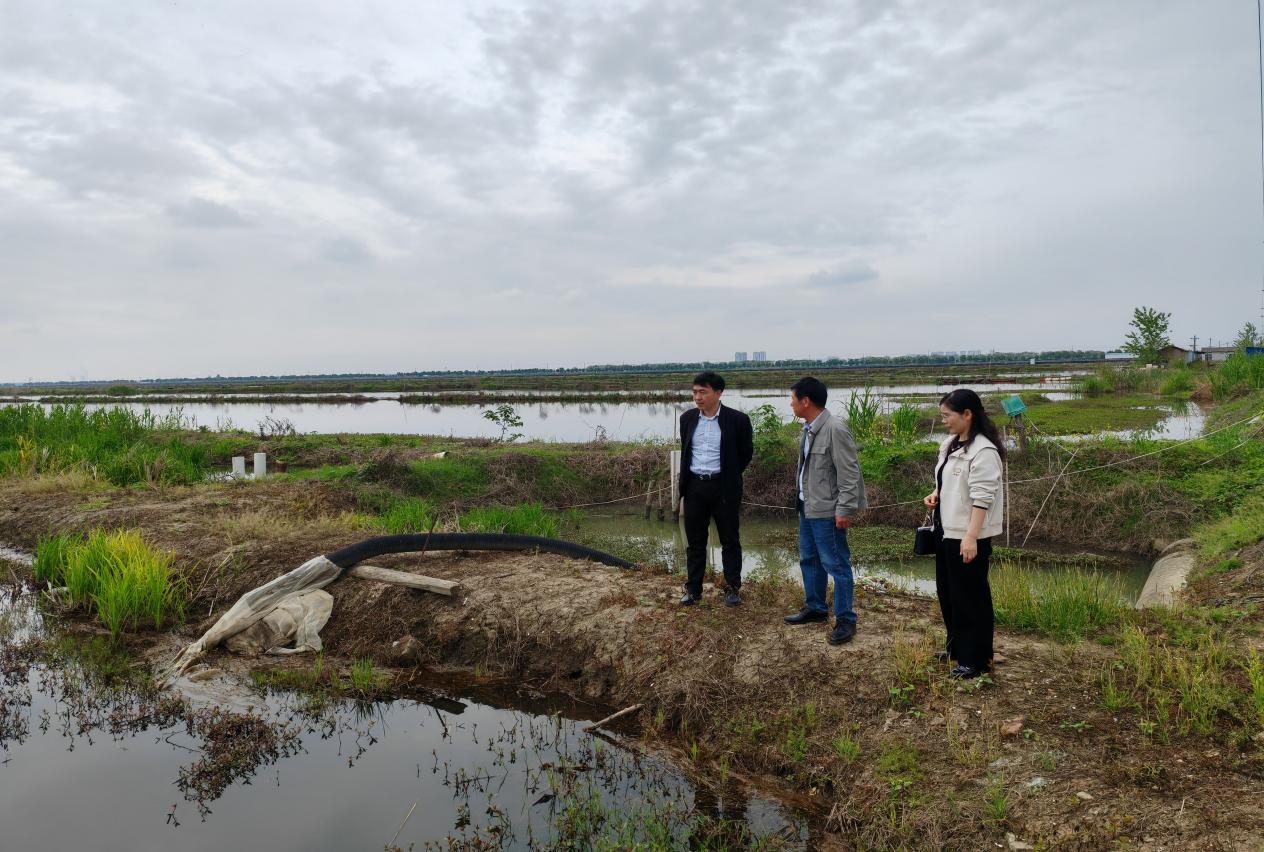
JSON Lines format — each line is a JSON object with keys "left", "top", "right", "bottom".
{"left": 231, "top": 456, "right": 246, "bottom": 478}
{"left": 253, "top": 453, "right": 267, "bottom": 479}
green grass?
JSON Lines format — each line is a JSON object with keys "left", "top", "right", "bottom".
{"left": 349, "top": 657, "right": 384, "bottom": 693}
{"left": 990, "top": 562, "right": 1129, "bottom": 641}
{"left": 832, "top": 728, "right": 862, "bottom": 764}
{"left": 0, "top": 403, "right": 213, "bottom": 486}
{"left": 459, "top": 503, "right": 560, "bottom": 537}
{"left": 1023, "top": 394, "right": 1166, "bottom": 435}
{"left": 1210, "top": 353, "right": 1264, "bottom": 400}
{"left": 379, "top": 497, "right": 437, "bottom": 534}
{"left": 1115, "top": 624, "right": 1243, "bottom": 738}
{"left": 34, "top": 528, "right": 186, "bottom": 637}
{"left": 1195, "top": 494, "right": 1264, "bottom": 559}
{"left": 1160, "top": 368, "right": 1196, "bottom": 397}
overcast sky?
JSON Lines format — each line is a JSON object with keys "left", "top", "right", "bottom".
{"left": 2, "top": 1, "right": 1262, "bottom": 382}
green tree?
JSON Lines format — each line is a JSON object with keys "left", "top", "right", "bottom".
{"left": 1122, "top": 306, "right": 1172, "bottom": 366}
{"left": 1234, "top": 321, "right": 1260, "bottom": 351}
{"left": 482, "top": 403, "right": 524, "bottom": 442}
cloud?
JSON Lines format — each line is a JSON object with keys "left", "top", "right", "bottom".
{"left": 167, "top": 197, "right": 249, "bottom": 228}
{"left": 0, "top": 0, "right": 1258, "bottom": 380}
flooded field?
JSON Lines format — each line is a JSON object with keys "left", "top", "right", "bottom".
{"left": 573, "top": 513, "right": 1153, "bottom": 601}
{"left": 0, "top": 574, "right": 811, "bottom": 850}
{"left": 2, "top": 379, "right": 1086, "bottom": 442}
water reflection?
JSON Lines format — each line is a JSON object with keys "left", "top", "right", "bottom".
{"left": 4, "top": 378, "right": 1083, "bottom": 442}
{"left": 0, "top": 579, "right": 810, "bottom": 851}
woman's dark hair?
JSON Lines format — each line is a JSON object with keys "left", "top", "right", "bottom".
{"left": 693, "top": 371, "right": 725, "bottom": 392}
{"left": 940, "top": 389, "right": 1007, "bottom": 460}
{"left": 790, "top": 376, "right": 828, "bottom": 408}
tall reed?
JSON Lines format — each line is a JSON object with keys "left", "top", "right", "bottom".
{"left": 845, "top": 387, "right": 880, "bottom": 442}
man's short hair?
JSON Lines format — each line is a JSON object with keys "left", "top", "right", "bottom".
{"left": 791, "top": 376, "right": 828, "bottom": 408}
{"left": 693, "top": 371, "right": 726, "bottom": 392}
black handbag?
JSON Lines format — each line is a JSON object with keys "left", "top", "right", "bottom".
{"left": 913, "top": 508, "right": 936, "bottom": 556}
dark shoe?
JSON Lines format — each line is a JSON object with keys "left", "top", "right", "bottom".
{"left": 724, "top": 588, "right": 741, "bottom": 608}
{"left": 828, "top": 620, "right": 856, "bottom": 646}
{"left": 679, "top": 592, "right": 701, "bottom": 606}
{"left": 933, "top": 650, "right": 951, "bottom": 663}
{"left": 949, "top": 664, "right": 986, "bottom": 680}
{"left": 784, "top": 607, "right": 828, "bottom": 625}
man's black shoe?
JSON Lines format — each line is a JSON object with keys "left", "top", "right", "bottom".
{"left": 724, "top": 588, "right": 741, "bottom": 608}
{"left": 949, "top": 664, "right": 986, "bottom": 680}
{"left": 783, "top": 607, "right": 828, "bottom": 625}
{"left": 679, "top": 592, "right": 701, "bottom": 606}
{"left": 828, "top": 620, "right": 856, "bottom": 646}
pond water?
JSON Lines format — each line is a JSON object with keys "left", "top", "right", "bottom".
{"left": 0, "top": 572, "right": 811, "bottom": 850}
{"left": 573, "top": 513, "right": 1153, "bottom": 601}
{"left": 4, "top": 378, "right": 1081, "bottom": 442}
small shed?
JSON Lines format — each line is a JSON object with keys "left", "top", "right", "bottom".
{"left": 1202, "top": 346, "right": 1236, "bottom": 364}
{"left": 1158, "top": 345, "right": 1194, "bottom": 365}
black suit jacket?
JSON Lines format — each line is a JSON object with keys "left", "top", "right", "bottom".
{"left": 679, "top": 405, "right": 754, "bottom": 498}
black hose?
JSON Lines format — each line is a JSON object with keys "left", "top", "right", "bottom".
{"left": 325, "top": 533, "right": 636, "bottom": 573}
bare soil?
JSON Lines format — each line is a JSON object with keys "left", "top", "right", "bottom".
{"left": 2, "top": 477, "right": 1262, "bottom": 851}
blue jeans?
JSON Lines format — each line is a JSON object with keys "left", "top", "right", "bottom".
{"left": 798, "top": 513, "right": 856, "bottom": 625}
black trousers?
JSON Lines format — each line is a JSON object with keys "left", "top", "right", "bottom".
{"left": 682, "top": 477, "right": 742, "bottom": 596}
{"left": 934, "top": 534, "right": 994, "bottom": 669}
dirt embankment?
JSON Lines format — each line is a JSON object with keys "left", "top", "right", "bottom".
{"left": 2, "top": 479, "right": 1263, "bottom": 850}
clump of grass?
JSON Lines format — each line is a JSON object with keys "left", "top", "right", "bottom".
{"left": 990, "top": 562, "right": 1128, "bottom": 641}
{"left": 888, "top": 404, "right": 922, "bottom": 444}
{"left": 459, "top": 503, "right": 559, "bottom": 537}
{"left": 1160, "top": 368, "right": 1195, "bottom": 397}
{"left": 33, "top": 532, "right": 77, "bottom": 585}
{"left": 845, "top": 387, "right": 881, "bottom": 442}
{"left": 34, "top": 528, "right": 186, "bottom": 637}
{"left": 349, "top": 657, "right": 385, "bottom": 693}
{"left": 1115, "top": 624, "right": 1243, "bottom": 738}
{"left": 1210, "top": 352, "right": 1264, "bottom": 400}
{"left": 379, "top": 497, "right": 436, "bottom": 534}
{"left": 832, "top": 729, "right": 862, "bottom": 764}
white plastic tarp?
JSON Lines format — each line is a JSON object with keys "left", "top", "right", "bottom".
{"left": 161, "top": 554, "right": 341, "bottom": 681}
{"left": 224, "top": 588, "right": 334, "bottom": 655}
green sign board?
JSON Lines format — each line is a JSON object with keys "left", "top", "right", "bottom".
{"left": 1001, "top": 395, "right": 1027, "bottom": 417}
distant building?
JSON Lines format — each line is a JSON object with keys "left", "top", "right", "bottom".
{"left": 1158, "top": 345, "right": 1194, "bottom": 365}
{"left": 1104, "top": 351, "right": 1135, "bottom": 361}
{"left": 752, "top": 351, "right": 767, "bottom": 362}
{"left": 1202, "top": 346, "right": 1236, "bottom": 364}
{"left": 734, "top": 351, "right": 748, "bottom": 363}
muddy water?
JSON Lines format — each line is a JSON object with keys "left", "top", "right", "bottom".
{"left": 0, "top": 578, "right": 810, "bottom": 850}
{"left": 575, "top": 513, "right": 1153, "bottom": 600}
{"left": 3, "top": 378, "right": 1079, "bottom": 442}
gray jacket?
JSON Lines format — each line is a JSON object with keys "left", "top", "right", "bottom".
{"left": 798, "top": 408, "right": 868, "bottom": 519}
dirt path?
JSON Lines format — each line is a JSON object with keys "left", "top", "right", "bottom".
{"left": 2, "top": 477, "right": 1262, "bottom": 850}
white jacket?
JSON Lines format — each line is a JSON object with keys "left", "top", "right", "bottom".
{"left": 934, "top": 434, "right": 1004, "bottom": 540}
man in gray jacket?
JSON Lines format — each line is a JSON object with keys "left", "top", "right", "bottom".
{"left": 784, "top": 376, "right": 868, "bottom": 645}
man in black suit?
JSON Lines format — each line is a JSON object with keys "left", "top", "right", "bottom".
{"left": 678, "top": 371, "right": 754, "bottom": 607}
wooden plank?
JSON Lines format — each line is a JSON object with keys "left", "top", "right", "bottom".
{"left": 347, "top": 565, "right": 461, "bottom": 597}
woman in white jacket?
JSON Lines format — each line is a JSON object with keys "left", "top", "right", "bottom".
{"left": 923, "top": 389, "right": 1005, "bottom": 679}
